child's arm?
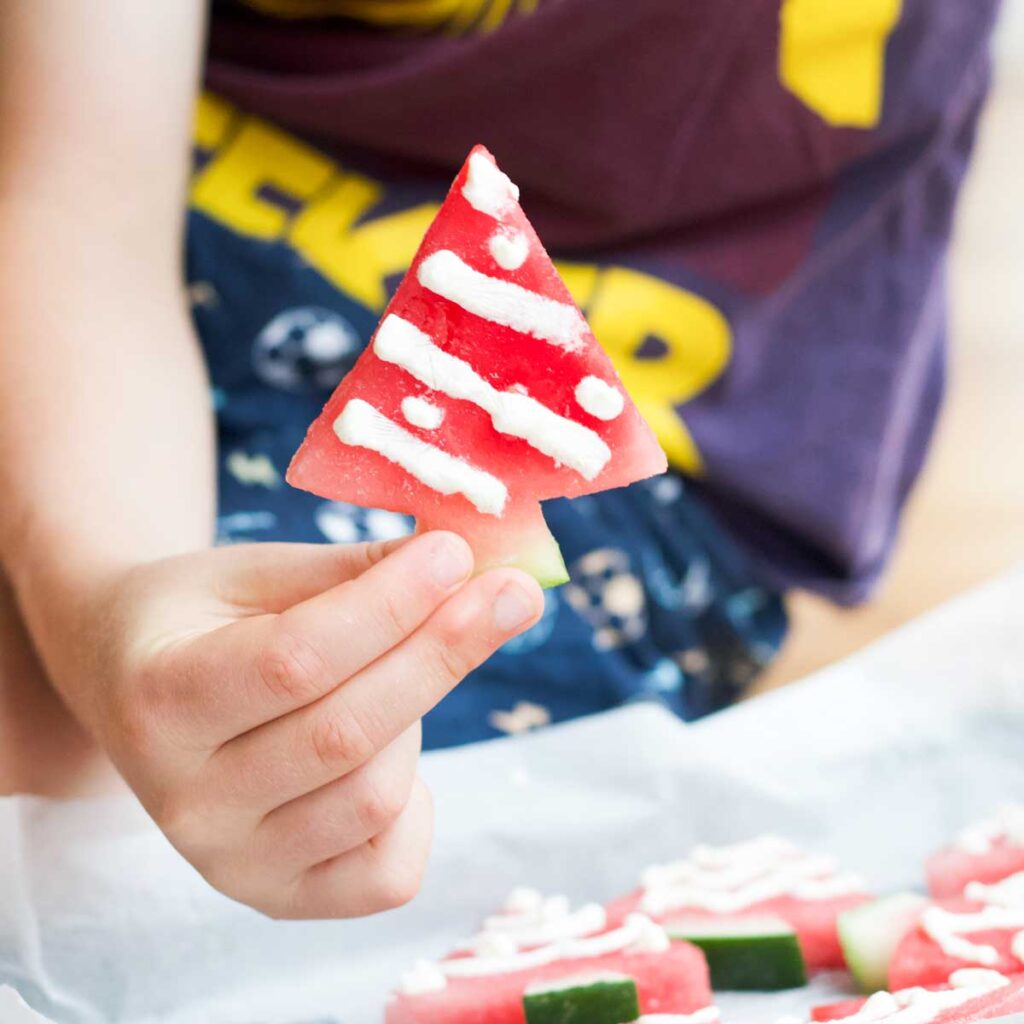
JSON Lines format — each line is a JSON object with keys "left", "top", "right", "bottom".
{"left": 0, "top": 1, "right": 543, "bottom": 918}
{"left": 0, "top": 0, "right": 215, "bottom": 596}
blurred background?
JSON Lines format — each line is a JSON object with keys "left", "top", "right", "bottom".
{"left": 759, "top": 1, "right": 1024, "bottom": 690}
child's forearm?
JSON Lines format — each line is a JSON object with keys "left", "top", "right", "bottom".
{"left": 0, "top": 0, "right": 210, "bottom": 710}
{"left": 0, "top": 265, "right": 215, "bottom": 698}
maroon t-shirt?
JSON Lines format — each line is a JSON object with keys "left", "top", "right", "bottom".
{"left": 204, "top": 0, "right": 998, "bottom": 601}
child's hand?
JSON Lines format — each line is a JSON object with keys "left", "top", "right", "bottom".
{"left": 82, "top": 533, "right": 542, "bottom": 919}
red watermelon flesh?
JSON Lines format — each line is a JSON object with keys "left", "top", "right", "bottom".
{"left": 811, "top": 974, "right": 1024, "bottom": 1024}
{"left": 606, "top": 891, "right": 866, "bottom": 970}
{"left": 384, "top": 941, "right": 711, "bottom": 1024}
{"left": 888, "top": 896, "right": 1024, "bottom": 991}
{"left": 929, "top": 839, "right": 1024, "bottom": 901}
{"left": 287, "top": 145, "right": 667, "bottom": 587}
{"left": 812, "top": 996, "right": 877, "bottom": 1021}
{"left": 938, "top": 975, "right": 1024, "bottom": 1024}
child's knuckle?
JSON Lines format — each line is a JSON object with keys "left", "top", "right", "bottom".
{"left": 310, "top": 708, "right": 375, "bottom": 774}
{"left": 430, "top": 635, "right": 472, "bottom": 685}
{"left": 353, "top": 771, "right": 406, "bottom": 835}
{"left": 256, "top": 627, "right": 327, "bottom": 706}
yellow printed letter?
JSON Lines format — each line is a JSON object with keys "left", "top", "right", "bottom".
{"left": 192, "top": 120, "right": 334, "bottom": 240}
{"left": 586, "top": 269, "right": 731, "bottom": 474}
{"left": 779, "top": 0, "right": 902, "bottom": 128}
{"left": 291, "top": 174, "right": 439, "bottom": 310}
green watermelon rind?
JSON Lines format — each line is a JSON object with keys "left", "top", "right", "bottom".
{"left": 837, "top": 892, "right": 927, "bottom": 994}
{"left": 520, "top": 535, "right": 569, "bottom": 589}
{"left": 664, "top": 916, "right": 808, "bottom": 991}
{"left": 523, "top": 973, "right": 640, "bottom": 1024}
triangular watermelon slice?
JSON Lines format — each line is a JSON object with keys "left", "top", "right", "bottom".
{"left": 286, "top": 145, "right": 667, "bottom": 587}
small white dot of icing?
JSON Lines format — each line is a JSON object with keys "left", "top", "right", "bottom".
{"left": 401, "top": 395, "right": 444, "bottom": 430}
{"left": 575, "top": 376, "right": 624, "bottom": 421}
{"left": 489, "top": 229, "right": 529, "bottom": 271}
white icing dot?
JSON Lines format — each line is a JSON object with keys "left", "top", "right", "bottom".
{"left": 489, "top": 229, "right": 529, "bottom": 270}
{"left": 575, "top": 376, "right": 624, "bottom": 421}
{"left": 625, "top": 913, "right": 671, "bottom": 954}
{"left": 399, "top": 959, "right": 447, "bottom": 995}
{"left": 504, "top": 887, "right": 544, "bottom": 914}
{"left": 462, "top": 151, "right": 520, "bottom": 220}
{"left": 401, "top": 395, "right": 444, "bottom": 430}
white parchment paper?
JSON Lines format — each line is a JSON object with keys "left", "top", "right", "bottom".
{"left": 1, "top": 565, "right": 1022, "bottom": 1024}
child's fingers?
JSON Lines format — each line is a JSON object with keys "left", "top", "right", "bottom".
{"left": 209, "top": 569, "right": 543, "bottom": 808}
{"left": 250, "top": 724, "right": 421, "bottom": 878}
{"left": 175, "top": 531, "right": 474, "bottom": 744}
{"left": 208, "top": 538, "right": 411, "bottom": 613}
{"left": 277, "top": 778, "right": 435, "bottom": 920}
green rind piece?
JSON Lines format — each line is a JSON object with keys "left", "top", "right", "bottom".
{"left": 514, "top": 517, "right": 568, "bottom": 589}
{"left": 532, "top": 549, "right": 569, "bottom": 590}
{"left": 665, "top": 922, "right": 807, "bottom": 991}
{"left": 838, "top": 892, "right": 927, "bottom": 994}
{"left": 523, "top": 975, "right": 640, "bottom": 1024}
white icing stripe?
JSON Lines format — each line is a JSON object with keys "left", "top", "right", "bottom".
{"left": 954, "top": 805, "right": 1024, "bottom": 855}
{"left": 399, "top": 914, "right": 667, "bottom": 993}
{"left": 401, "top": 395, "right": 444, "bottom": 430}
{"left": 489, "top": 228, "right": 529, "bottom": 270}
{"left": 640, "top": 836, "right": 867, "bottom": 916}
{"left": 334, "top": 400, "right": 507, "bottom": 516}
{"left": 965, "top": 872, "right": 1024, "bottom": 908}
{"left": 575, "top": 376, "right": 624, "bottom": 421}
{"left": 786, "top": 969, "right": 1010, "bottom": 1024}
{"left": 462, "top": 151, "right": 519, "bottom": 220}
{"left": 417, "top": 250, "right": 588, "bottom": 352}
{"left": 374, "top": 315, "right": 611, "bottom": 480}
{"left": 460, "top": 899, "right": 606, "bottom": 956}
{"left": 922, "top": 870, "right": 1024, "bottom": 968}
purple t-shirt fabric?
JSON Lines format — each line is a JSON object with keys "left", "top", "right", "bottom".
{"left": 205, "top": 0, "right": 998, "bottom": 603}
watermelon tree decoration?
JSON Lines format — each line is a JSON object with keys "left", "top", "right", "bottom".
{"left": 605, "top": 836, "right": 870, "bottom": 972}
{"left": 287, "top": 146, "right": 667, "bottom": 587}
{"left": 927, "top": 805, "right": 1024, "bottom": 899}
{"left": 808, "top": 970, "right": 1024, "bottom": 1024}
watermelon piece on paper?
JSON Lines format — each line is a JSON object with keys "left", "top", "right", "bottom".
{"left": 385, "top": 915, "right": 711, "bottom": 1024}
{"left": 928, "top": 806, "right": 1024, "bottom": 899}
{"left": 287, "top": 145, "right": 667, "bottom": 587}
{"left": 606, "top": 837, "right": 870, "bottom": 970}
{"left": 808, "top": 971, "right": 1024, "bottom": 1024}
{"left": 887, "top": 886, "right": 1024, "bottom": 991}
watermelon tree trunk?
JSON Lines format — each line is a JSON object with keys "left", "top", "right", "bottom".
{"left": 415, "top": 499, "right": 568, "bottom": 589}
